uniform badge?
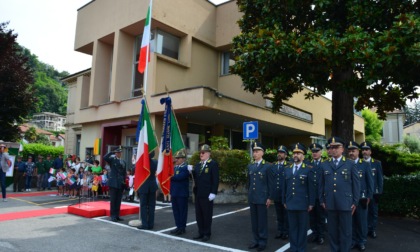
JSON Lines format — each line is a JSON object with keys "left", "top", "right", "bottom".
{"left": 205, "top": 168, "right": 209, "bottom": 173}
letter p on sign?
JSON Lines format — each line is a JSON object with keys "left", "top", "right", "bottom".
{"left": 243, "top": 121, "right": 258, "bottom": 139}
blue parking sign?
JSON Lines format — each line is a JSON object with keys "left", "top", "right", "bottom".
{"left": 243, "top": 121, "right": 258, "bottom": 139}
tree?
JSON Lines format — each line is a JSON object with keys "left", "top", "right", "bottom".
{"left": 0, "top": 22, "right": 36, "bottom": 141}
{"left": 361, "top": 108, "right": 383, "bottom": 143}
{"left": 231, "top": 1, "right": 419, "bottom": 143}
{"left": 404, "top": 100, "right": 420, "bottom": 126}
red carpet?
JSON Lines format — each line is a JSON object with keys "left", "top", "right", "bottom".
{"left": 68, "top": 201, "right": 139, "bottom": 218}
{"left": 0, "top": 207, "right": 68, "bottom": 222}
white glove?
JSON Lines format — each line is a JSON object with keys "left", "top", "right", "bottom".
{"left": 187, "top": 165, "right": 193, "bottom": 172}
{"left": 208, "top": 193, "right": 216, "bottom": 201}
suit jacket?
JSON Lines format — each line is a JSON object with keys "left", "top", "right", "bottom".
{"left": 138, "top": 158, "right": 158, "bottom": 194}
{"left": 269, "top": 161, "right": 289, "bottom": 202}
{"left": 192, "top": 159, "right": 219, "bottom": 198}
{"left": 103, "top": 152, "right": 127, "bottom": 189}
{"left": 283, "top": 162, "right": 315, "bottom": 210}
{"left": 319, "top": 157, "right": 360, "bottom": 211}
{"left": 308, "top": 159, "right": 323, "bottom": 201}
{"left": 248, "top": 160, "right": 272, "bottom": 205}
{"left": 170, "top": 162, "right": 190, "bottom": 197}
{"left": 0, "top": 152, "right": 10, "bottom": 173}
{"left": 367, "top": 158, "right": 384, "bottom": 195}
{"left": 355, "top": 159, "right": 374, "bottom": 199}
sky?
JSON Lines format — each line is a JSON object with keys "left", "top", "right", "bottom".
{"left": 0, "top": 0, "right": 93, "bottom": 74}
{"left": 0, "top": 0, "right": 230, "bottom": 74}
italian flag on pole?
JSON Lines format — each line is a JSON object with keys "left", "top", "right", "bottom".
{"left": 157, "top": 97, "right": 185, "bottom": 196}
{"left": 134, "top": 98, "right": 158, "bottom": 191}
{"left": 137, "top": 0, "right": 152, "bottom": 74}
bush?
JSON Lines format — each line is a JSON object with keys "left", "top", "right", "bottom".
{"left": 403, "top": 135, "right": 420, "bottom": 153}
{"left": 21, "top": 143, "right": 64, "bottom": 159}
{"left": 371, "top": 143, "right": 420, "bottom": 176}
{"left": 189, "top": 149, "right": 250, "bottom": 192}
{"left": 380, "top": 173, "right": 420, "bottom": 219}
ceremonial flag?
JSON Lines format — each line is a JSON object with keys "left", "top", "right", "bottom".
{"left": 157, "top": 97, "right": 185, "bottom": 196}
{"left": 138, "top": 0, "right": 152, "bottom": 74}
{"left": 134, "top": 98, "right": 158, "bottom": 191}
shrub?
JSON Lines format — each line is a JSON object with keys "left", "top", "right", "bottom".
{"left": 380, "top": 173, "right": 420, "bottom": 219}
{"left": 21, "top": 143, "right": 64, "bottom": 159}
{"left": 403, "top": 135, "right": 420, "bottom": 153}
{"left": 189, "top": 149, "right": 250, "bottom": 192}
{"left": 371, "top": 143, "right": 420, "bottom": 176}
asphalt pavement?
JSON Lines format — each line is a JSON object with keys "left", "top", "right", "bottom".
{"left": 0, "top": 192, "right": 419, "bottom": 252}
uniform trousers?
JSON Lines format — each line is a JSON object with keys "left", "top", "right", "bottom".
{"left": 0, "top": 170, "right": 6, "bottom": 198}
{"left": 109, "top": 187, "right": 123, "bottom": 219}
{"left": 250, "top": 203, "right": 268, "bottom": 247}
{"left": 327, "top": 210, "right": 352, "bottom": 252}
{"left": 274, "top": 200, "right": 289, "bottom": 235}
{"left": 195, "top": 196, "right": 213, "bottom": 236}
{"left": 309, "top": 200, "right": 326, "bottom": 239}
{"left": 42, "top": 172, "right": 51, "bottom": 189}
{"left": 368, "top": 197, "right": 379, "bottom": 232}
{"left": 288, "top": 210, "right": 308, "bottom": 252}
{"left": 13, "top": 171, "right": 24, "bottom": 192}
{"left": 353, "top": 200, "right": 368, "bottom": 246}
{"left": 139, "top": 192, "right": 156, "bottom": 229}
{"left": 171, "top": 196, "right": 188, "bottom": 230}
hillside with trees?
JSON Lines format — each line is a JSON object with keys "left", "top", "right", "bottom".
{"left": 0, "top": 22, "right": 69, "bottom": 141}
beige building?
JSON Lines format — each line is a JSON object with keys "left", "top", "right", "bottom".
{"left": 62, "top": 0, "right": 364, "bottom": 162}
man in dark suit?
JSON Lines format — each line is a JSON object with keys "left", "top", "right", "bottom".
{"left": 348, "top": 141, "right": 374, "bottom": 251}
{"left": 103, "top": 146, "right": 127, "bottom": 222}
{"left": 192, "top": 144, "right": 219, "bottom": 242}
{"left": 137, "top": 152, "right": 158, "bottom": 230}
{"left": 248, "top": 142, "right": 272, "bottom": 252}
{"left": 270, "top": 145, "right": 290, "bottom": 240}
{"left": 360, "top": 141, "right": 383, "bottom": 239}
{"left": 169, "top": 149, "right": 190, "bottom": 235}
{"left": 319, "top": 137, "right": 360, "bottom": 252}
{"left": 284, "top": 143, "right": 314, "bottom": 252}
{"left": 308, "top": 143, "right": 326, "bottom": 245}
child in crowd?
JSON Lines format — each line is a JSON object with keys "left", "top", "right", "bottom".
{"left": 67, "top": 168, "right": 78, "bottom": 198}
{"left": 101, "top": 170, "right": 109, "bottom": 198}
{"left": 124, "top": 170, "right": 134, "bottom": 202}
{"left": 91, "top": 173, "right": 101, "bottom": 198}
{"left": 56, "top": 168, "right": 66, "bottom": 196}
{"left": 85, "top": 170, "right": 93, "bottom": 198}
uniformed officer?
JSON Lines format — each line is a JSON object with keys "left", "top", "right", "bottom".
{"left": 169, "top": 149, "right": 190, "bottom": 235}
{"left": 308, "top": 143, "right": 326, "bottom": 245}
{"left": 248, "top": 142, "right": 272, "bottom": 252}
{"left": 103, "top": 146, "right": 127, "bottom": 222}
{"left": 360, "top": 141, "right": 383, "bottom": 239}
{"left": 192, "top": 144, "right": 219, "bottom": 242}
{"left": 270, "top": 145, "right": 290, "bottom": 240}
{"left": 325, "top": 142, "right": 332, "bottom": 158}
{"left": 348, "top": 141, "right": 374, "bottom": 251}
{"left": 283, "top": 143, "right": 314, "bottom": 252}
{"left": 319, "top": 137, "right": 360, "bottom": 252}
{"left": 137, "top": 152, "right": 158, "bottom": 230}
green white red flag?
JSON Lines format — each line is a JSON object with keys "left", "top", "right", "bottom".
{"left": 134, "top": 98, "right": 158, "bottom": 191}
{"left": 137, "top": 0, "right": 152, "bottom": 74}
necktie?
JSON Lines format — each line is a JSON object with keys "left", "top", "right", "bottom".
{"left": 200, "top": 162, "right": 205, "bottom": 173}
{"left": 294, "top": 165, "right": 298, "bottom": 175}
{"left": 334, "top": 159, "right": 338, "bottom": 166}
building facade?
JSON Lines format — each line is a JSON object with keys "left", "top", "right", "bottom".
{"left": 62, "top": 0, "right": 364, "bottom": 163}
{"left": 30, "top": 112, "right": 66, "bottom": 132}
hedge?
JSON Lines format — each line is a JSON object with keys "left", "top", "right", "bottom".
{"left": 21, "top": 143, "right": 64, "bottom": 159}
{"left": 380, "top": 173, "right": 420, "bottom": 219}
{"left": 372, "top": 143, "right": 420, "bottom": 176}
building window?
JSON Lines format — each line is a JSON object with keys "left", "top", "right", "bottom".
{"left": 152, "top": 29, "right": 180, "bottom": 60}
{"left": 133, "top": 35, "right": 145, "bottom": 97}
{"left": 221, "top": 51, "right": 235, "bottom": 75}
